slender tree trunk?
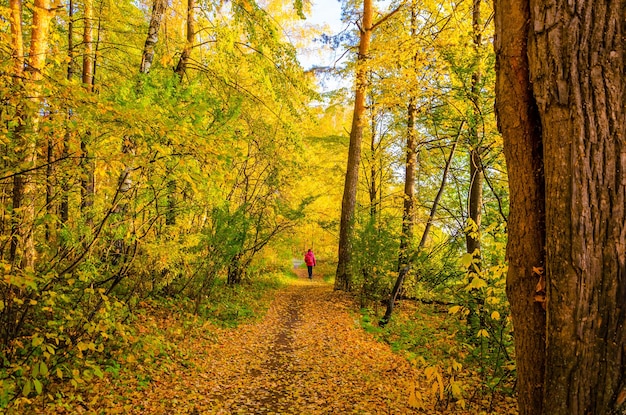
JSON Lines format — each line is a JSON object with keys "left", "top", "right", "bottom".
{"left": 527, "top": 1, "right": 626, "bottom": 413}
{"left": 80, "top": 0, "right": 95, "bottom": 227}
{"left": 466, "top": 0, "right": 483, "bottom": 268}
{"left": 60, "top": 0, "right": 75, "bottom": 226}
{"left": 381, "top": 132, "right": 460, "bottom": 326}
{"left": 168, "top": 0, "right": 196, "bottom": 226}
{"left": 335, "top": 0, "right": 374, "bottom": 292}
{"left": 368, "top": 102, "right": 378, "bottom": 220}
{"left": 140, "top": 0, "right": 167, "bottom": 74}
{"left": 9, "top": 0, "right": 25, "bottom": 265}
{"left": 45, "top": 138, "right": 54, "bottom": 242}
{"left": 399, "top": 98, "right": 417, "bottom": 267}
{"left": 174, "top": 0, "right": 195, "bottom": 80}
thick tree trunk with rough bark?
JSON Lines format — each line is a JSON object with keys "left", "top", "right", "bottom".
{"left": 527, "top": 1, "right": 626, "bottom": 413}
{"left": 496, "top": 0, "right": 626, "bottom": 414}
{"left": 494, "top": 0, "right": 546, "bottom": 413}
{"left": 335, "top": 0, "right": 374, "bottom": 292}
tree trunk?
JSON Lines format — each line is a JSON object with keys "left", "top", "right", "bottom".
{"left": 140, "top": 0, "right": 167, "bottom": 74}
{"left": 81, "top": 0, "right": 95, "bottom": 227}
{"left": 174, "top": 0, "right": 195, "bottom": 80}
{"left": 381, "top": 132, "right": 460, "bottom": 326}
{"left": 466, "top": 0, "right": 483, "bottom": 269}
{"left": 368, "top": 101, "right": 378, "bottom": 220}
{"left": 9, "top": 0, "right": 25, "bottom": 265}
{"left": 60, "top": 0, "right": 75, "bottom": 225}
{"left": 10, "top": 0, "right": 52, "bottom": 270}
{"left": 494, "top": 0, "right": 546, "bottom": 413}
{"left": 465, "top": 0, "right": 485, "bottom": 339}
{"left": 527, "top": 1, "right": 626, "bottom": 413}
{"left": 399, "top": 96, "right": 417, "bottom": 268}
{"left": 168, "top": 0, "right": 197, "bottom": 226}
{"left": 335, "top": 0, "right": 374, "bottom": 292}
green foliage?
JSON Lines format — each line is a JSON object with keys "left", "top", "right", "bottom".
{"left": 351, "top": 217, "right": 400, "bottom": 307}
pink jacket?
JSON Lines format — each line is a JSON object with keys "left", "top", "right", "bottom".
{"left": 304, "top": 251, "right": 316, "bottom": 266}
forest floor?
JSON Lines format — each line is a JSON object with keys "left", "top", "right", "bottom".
{"left": 35, "top": 268, "right": 518, "bottom": 414}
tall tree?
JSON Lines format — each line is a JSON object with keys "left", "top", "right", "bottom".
{"left": 398, "top": 0, "right": 419, "bottom": 271}
{"left": 174, "top": 0, "right": 195, "bottom": 80}
{"left": 465, "top": 0, "right": 483, "bottom": 268}
{"left": 81, "top": 0, "right": 95, "bottom": 227}
{"left": 9, "top": 0, "right": 53, "bottom": 270}
{"left": 495, "top": 0, "right": 625, "bottom": 414}
{"left": 335, "top": 0, "right": 400, "bottom": 291}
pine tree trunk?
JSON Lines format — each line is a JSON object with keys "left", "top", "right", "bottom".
{"left": 10, "top": 0, "right": 52, "bottom": 270}
{"left": 335, "top": 0, "right": 374, "bottom": 292}
{"left": 81, "top": 0, "right": 95, "bottom": 227}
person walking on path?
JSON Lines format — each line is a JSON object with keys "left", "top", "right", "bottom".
{"left": 304, "top": 249, "right": 316, "bottom": 279}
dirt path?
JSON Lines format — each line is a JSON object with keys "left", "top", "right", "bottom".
{"left": 93, "top": 272, "right": 426, "bottom": 414}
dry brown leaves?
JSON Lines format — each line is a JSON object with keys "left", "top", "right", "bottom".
{"left": 38, "top": 271, "right": 516, "bottom": 414}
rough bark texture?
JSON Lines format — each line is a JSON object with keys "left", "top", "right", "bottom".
{"left": 527, "top": 1, "right": 626, "bottom": 413}
{"left": 494, "top": 0, "right": 546, "bottom": 413}
{"left": 335, "top": 0, "right": 374, "bottom": 292}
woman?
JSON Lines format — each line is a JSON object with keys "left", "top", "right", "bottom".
{"left": 304, "top": 249, "right": 316, "bottom": 279}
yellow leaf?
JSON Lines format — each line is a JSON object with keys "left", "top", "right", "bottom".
{"left": 491, "top": 311, "right": 501, "bottom": 320}
{"left": 448, "top": 305, "right": 462, "bottom": 314}
{"left": 408, "top": 388, "right": 422, "bottom": 409}
{"left": 460, "top": 253, "right": 473, "bottom": 268}
{"left": 477, "top": 329, "right": 489, "bottom": 338}
{"left": 451, "top": 381, "right": 463, "bottom": 398}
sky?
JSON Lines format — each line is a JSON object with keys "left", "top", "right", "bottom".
{"left": 296, "top": 0, "right": 346, "bottom": 70}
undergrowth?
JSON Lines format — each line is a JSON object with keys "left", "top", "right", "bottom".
{"left": 359, "top": 300, "right": 517, "bottom": 414}
{"left": 6, "top": 272, "right": 287, "bottom": 414}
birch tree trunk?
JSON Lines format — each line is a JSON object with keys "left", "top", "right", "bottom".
{"left": 140, "top": 0, "right": 168, "bottom": 74}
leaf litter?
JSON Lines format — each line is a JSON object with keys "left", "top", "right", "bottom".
{"left": 39, "top": 270, "right": 516, "bottom": 414}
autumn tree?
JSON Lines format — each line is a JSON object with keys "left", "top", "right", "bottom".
{"left": 495, "top": 0, "right": 625, "bottom": 414}
{"left": 335, "top": 0, "right": 401, "bottom": 292}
